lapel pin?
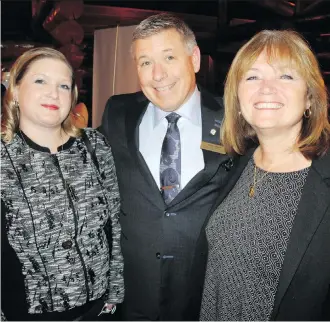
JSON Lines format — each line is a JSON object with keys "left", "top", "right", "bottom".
{"left": 210, "top": 129, "right": 217, "bottom": 136}
{"left": 214, "top": 119, "right": 222, "bottom": 129}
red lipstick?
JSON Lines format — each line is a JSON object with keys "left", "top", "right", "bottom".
{"left": 41, "top": 104, "right": 59, "bottom": 110}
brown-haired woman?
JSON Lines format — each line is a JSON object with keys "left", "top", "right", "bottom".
{"left": 1, "top": 47, "right": 124, "bottom": 320}
{"left": 198, "top": 30, "right": 330, "bottom": 321}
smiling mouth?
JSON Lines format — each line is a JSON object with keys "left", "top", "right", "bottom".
{"left": 41, "top": 104, "right": 60, "bottom": 110}
{"left": 253, "top": 102, "right": 284, "bottom": 109}
{"left": 154, "top": 83, "right": 176, "bottom": 92}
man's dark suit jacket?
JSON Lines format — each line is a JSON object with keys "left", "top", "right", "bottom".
{"left": 188, "top": 148, "right": 330, "bottom": 321}
{"left": 100, "top": 89, "right": 236, "bottom": 320}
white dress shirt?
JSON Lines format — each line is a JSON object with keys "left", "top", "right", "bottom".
{"left": 139, "top": 87, "right": 204, "bottom": 190}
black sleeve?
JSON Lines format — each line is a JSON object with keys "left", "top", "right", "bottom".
{"left": 1, "top": 199, "right": 29, "bottom": 320}
{"left": 98, "top": 97, "right": 113, "bottom": 141}
{"left": 322, "top": 285, "right": 330, "bottom": 320}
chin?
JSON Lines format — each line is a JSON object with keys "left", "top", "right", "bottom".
{"left": 160, "top": 105, "right": 180, "bottom": 112}
{"left": 154, "top": 100, "right": 178, "bottom": 112}
{"left": 39, "top": 118, "right": 64, "bottom": 128}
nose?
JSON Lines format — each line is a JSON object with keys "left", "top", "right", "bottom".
{"left": 259, "top": 79, "right": 276, "bottom": 95}
{"left": 46, "top": 84, "right": 59, "bottom": 99}
{"left": 152, "top": 63, "right": 167, "bottom": 82}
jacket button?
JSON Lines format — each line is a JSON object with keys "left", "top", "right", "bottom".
{"left": 156, "top": 252, "right": 161, "bottom": 259}
{"left": 164, "top": 212, "right": 176, "bottom": 217}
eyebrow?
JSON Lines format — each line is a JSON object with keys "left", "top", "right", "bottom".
{"left": 137, "top": 55, "right": 149, "bottom": 62}
{"left": 246, "top": 68, "right": 259, "bottom": 72}
{"left": 137, "top": 48, "right": 174, "bottom": 61}
{"left": 247, "top": 65, "right": 295, "bottom": 72}
{"left": 31, "top": 73, "right": 71, "bottom": 82}
{"left": 162, "top": 48, "right": 173, "bottom": 53}
{"left": 30, "top": 72, "right": 47, "bottom": 77}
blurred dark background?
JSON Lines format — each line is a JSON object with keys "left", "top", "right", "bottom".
{"left": 2, "top": 0, "right": 330, "bottom": 124}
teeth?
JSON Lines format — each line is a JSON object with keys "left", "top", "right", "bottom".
{"left": 155, "top": 84, "right": 174, "bottom": 91}
{"left": 254, "top": 102, "right": 283, "bottom": 109}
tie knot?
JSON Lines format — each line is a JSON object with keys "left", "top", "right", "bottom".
{"left": 166, "top": 113, "right": 181, "bottom": 124}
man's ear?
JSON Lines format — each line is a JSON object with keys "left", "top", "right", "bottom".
{"left": 191, "top": 46, "right": 201, "bottom": 73}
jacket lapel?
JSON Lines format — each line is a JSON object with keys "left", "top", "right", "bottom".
{"left": 271, "top": 153, "right": 330, "bottom": 319}
{"left": 169, "top": 89, "right": 233, "bottom": 207}
{"left": 125, "top": 89, "right": 239, "bottom": 209}
{"left": 125, "top": 93, "right": 165, "bottom": 209}
{"left": 203, "top": 148, "right": 256, "bottom": 227}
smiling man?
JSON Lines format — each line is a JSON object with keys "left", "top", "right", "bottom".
{"left": 100, "top": 13, "right": 235, "bottom": 321}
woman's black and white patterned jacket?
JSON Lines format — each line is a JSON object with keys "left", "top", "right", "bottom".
{"left": 1, "top": 128, "right": 124, "bottom": 315}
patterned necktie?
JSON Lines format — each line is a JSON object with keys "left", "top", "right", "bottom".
{"left": 160, "top": 113, "right": 181, "bottom": 204}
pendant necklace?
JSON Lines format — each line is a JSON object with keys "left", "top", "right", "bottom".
{"left": 249, "top": 164, "right": 270, "bottom": 198}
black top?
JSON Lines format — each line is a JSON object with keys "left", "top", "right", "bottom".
{"left": 200, "top": 158, "right": 309, "bottom": 320}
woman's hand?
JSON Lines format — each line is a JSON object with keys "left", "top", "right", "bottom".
{"left": 98, "top": 303, "right": 116, "bottom": 316}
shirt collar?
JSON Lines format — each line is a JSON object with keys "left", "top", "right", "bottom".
{"left": 151, "top": 86, "right": 201, "bottom": 128}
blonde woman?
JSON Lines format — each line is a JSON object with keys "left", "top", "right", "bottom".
{"left": 1, "top": 48, "right": 124, "bottom": 320}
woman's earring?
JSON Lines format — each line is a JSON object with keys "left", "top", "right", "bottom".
{"left": 14, "top": 100, "right": 19, "bottom": 108}
{"left": 304, "top": 108, "right": 311, "bottom": 119}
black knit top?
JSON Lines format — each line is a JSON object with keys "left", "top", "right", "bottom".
{"left": 200, "top": 157, "right": 309, "bottom": 321}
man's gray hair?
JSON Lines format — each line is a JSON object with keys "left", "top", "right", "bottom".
{"left": 132, "top": 13, "right": 197, "bottom": 55}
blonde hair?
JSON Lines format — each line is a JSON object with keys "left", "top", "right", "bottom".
{"left": 1, "top": 47, "right": 81, "bottom": 143}
{"left": 222, "top": 29, "right": 330, "bottom": 158}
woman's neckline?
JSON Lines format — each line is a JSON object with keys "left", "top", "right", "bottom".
{"left": 17, "top": 130, "right": 75, "bottom": 153}
{"left": 252, "top": 157, "right": 311, "bottom": 174}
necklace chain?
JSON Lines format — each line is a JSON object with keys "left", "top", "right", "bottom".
{"left": 249, "top": 164, "right": 270, "bottom": 198}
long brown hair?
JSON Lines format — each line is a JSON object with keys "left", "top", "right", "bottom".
{"left": 221, "top": 29, "right": 330, "bottom": 158}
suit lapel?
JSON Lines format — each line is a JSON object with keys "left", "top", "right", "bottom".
{"left": 125, "top": 93, "right": 165, "bottom": 209}
{"left": 271, "top": 153, "right": 330, "bottom": 319}
{"left": 125, "top": 89, "right": 240, "bottom": 209}
{"left": 169, "top": 89, "right": 233, "bottom": 207}
{"left": 203, "top": 148, "right": 255, "bottom": 227}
